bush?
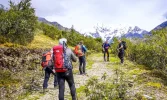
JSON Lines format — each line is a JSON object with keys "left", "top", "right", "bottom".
{"left": 39, "top": 22, "right": 61, "bottom": 39}
{"left": 61, "top": 30, "right": 102, "bottom": 52}
{"left": 111, "top": 28, "right": 167, "bottom": 70}
{"left": 0, "top": 0, "right": 37, "bottom": 45}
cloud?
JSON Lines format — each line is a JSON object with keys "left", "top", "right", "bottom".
{"left": 1, "top": 0, "right": 167, "bottom": 32}
{"left": 163, "top": 12, "right": 167, "bottom": 19}
{"left": 31, "top": 0, "right": 67, "bottom": 17}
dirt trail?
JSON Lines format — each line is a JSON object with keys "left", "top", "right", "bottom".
{"left": 24, "top": 54, "right": 114, "bottom": 100}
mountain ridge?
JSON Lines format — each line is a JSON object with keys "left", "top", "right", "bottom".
{"left": 38, "top": 17, "right": 70, "bottom": 31}
{"left": 151, "top": 20, "right": 167, "bottom": 31}
{"left": 84, "top": 25, "right": 149, "bottom": 41}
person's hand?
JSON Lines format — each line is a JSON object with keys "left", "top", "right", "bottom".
{"left": 52, "top": 69, "right": 55, "bottom": 73}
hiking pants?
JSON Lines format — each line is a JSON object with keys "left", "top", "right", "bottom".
{"left": 104, "top": 49, "right": 109, "bottom": 61}
{"left": 118, "top": 51, "right": 124, "bottom": 64}
{"left": 43, "top": 67, "right": 58, "bottom": 89}
{"left": 57, "top": 70, "right": 76, "bottom": 100}
{"left": 79, "top": 56, "right": 86, "bottom": 74}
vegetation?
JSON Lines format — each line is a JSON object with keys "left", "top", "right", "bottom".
{"left": 0, "top": 0, "right": 37, "bottom": 45}
{"left": 111, "top": 28, "right": 167, "bottom": 70}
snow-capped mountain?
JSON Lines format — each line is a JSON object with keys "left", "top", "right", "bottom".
{"left": 84, "top": 25, "right": 149, "bottom": 42}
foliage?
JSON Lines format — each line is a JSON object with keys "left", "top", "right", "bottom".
{"left": 38, "top": 22, "right": 61, "bottom": 39}
{"left": 61, "top": 30, "right": 102, "bottom": 52}
{"left": 27, "top": 30, "right": 59, "bottom": 49}
{"left": 84, "top": 69, "right": 128, "bottom": 100}
{"left": 0, "top": 0, "right": 37, "bottom": 45}
{"left": 111, "top": 28, "right": 167, "bottom": 70}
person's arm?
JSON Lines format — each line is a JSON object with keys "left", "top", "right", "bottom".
{"left": 50, "top": 48, "right": 53, "bottom": 59}
{"left": 50, "top": 48, "right": 55, "bottom": 73}
{"left": 118, "top": 44, "right": 123, "bottom": 50}
{"left": 83, "top": 45, "right": 87, "bottom": 52}
{"left": 70, "top": 49, "right": 77, "bottom": 62}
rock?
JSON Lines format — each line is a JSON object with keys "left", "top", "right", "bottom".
{"left": 143, "top": 94, "right": 153, "bottom": 100}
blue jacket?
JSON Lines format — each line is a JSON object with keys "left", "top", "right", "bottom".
{"left": 103, "top": 43, "right": 110, "bottom": 50}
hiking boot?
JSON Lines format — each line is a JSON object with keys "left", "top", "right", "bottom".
{"left": 83, "top": 73, "right": 87, "bottom": 75}
{"left": 107, "top": 58, "right": 109, "bottom": 61}
{"left": 43, "top": 88, "right": 49, "bottom": 93}
{"left": 54, "top": 85, "right": 58, "bottom": 89}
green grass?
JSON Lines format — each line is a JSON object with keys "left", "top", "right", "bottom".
{"left": 27, "top": 31, "right": 59, "bottom": 49}
{"left": 0, "top": 30, "right": 59, "bottom": 49}
{"left": 77, "top": 85, "right": 86, "bottom": 93}
{"left": 146, "top": 82, "right": 162, "bottom": 88}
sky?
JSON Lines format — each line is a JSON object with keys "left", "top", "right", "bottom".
{"left": 1, "top": 0, "right": 167, "bottom": 33}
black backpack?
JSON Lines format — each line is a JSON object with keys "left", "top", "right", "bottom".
{"left": 122, "top": 41, "right": 127, "bottom": 50}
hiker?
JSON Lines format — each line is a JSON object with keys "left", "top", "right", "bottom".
{"left": 74, "top": 41, "right": 87, "bottom": 75}
{"left": 41, "top": 52, "right": 58, "bottom": 92}
{"left": 52, "top": 38, "right": 77, "bottom": 100}
{"left": 102, "top": 40, "right": 110, "bottom": 61}
{"left": 117, "top": 39, "right": 125, "bottom": 64}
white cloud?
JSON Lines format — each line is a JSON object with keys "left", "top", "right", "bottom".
{"left": 1, "top": 0, "right": 167, "bottom": 32}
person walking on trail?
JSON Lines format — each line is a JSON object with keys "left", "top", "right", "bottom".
{"left": 102, "top": 40, "right": 110, "bottom": 61}
{"left": 74, "top": 41, "right": 87, "bottom": 75}
{"left": 41, "top": 51, "right": 58, "bottom": 93}
{"left": 52, "top": 38, "right": 77, "bottom": 100}
{"left": 43, "top": 66, "right": 58, "bottom": 92}
{"left": 117, "top": 39, "right": 125, "bottom": 64}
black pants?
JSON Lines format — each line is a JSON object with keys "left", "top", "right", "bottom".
{"left": 104, "top": 50, "right": 109, "bottom": 61}
{"left": 79, "top": 56, "right": 86, "bottom": 74}
{"left": 118, "top": 51, "right": 124, "bottom": 63}
{"left": 43, "top": 67, "right": 58, "bottom": 89}
{"left": 57, "top": 70, "right": 76, "bottom": 100}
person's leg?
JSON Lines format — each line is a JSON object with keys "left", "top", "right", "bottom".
{"left": 107, "top": 50, "right": 109, "bottom": 61}
{"left": 54, "top": 73, "right": 58, "bottom": 87}
{"left": 57, "top": 73, "right": 65, "bottom": 100}
{"left": 118, "top": 52, "right": 121, "bottom": 63}
{"left": 82, "top": 56, "right": 86, "bottom": 74}
{"left": 65, "top": 70, "right": 76, "bottom": 100}
{"left": 120, "top": 52, "right": 124, "bottom": 64}
{"left": 79, "top": 57, "right": 83, "bottom": 74}
{"left": 43, "top": 68, "right": 50, "bottom": 89}
{"left": 104, "top": 51, "right": 106, "bottom": 61}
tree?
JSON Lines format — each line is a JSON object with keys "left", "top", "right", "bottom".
{"left": 0, "top": 0, "right": 37, "bottom": 45}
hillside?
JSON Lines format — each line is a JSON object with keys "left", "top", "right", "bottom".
{"left": 1, "top": 27, "right": 167, "bottom": 100}
{"left": 27, "top": 30, "right": 59, "bottom": 49}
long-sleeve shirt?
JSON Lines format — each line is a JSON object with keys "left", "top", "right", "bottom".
{"left": 103, "top": 43, "right": 110, "bottom": 50}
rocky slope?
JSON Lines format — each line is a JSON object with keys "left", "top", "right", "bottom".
{"left": 0, "top": 47, "right": 49, "bottom": 100}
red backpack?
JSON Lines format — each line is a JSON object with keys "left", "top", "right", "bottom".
{"left": 41, "top": 51, "right": 52, "bottom": 69}
{"left": 53, "top": 45, "right": 72, "bottom": 72}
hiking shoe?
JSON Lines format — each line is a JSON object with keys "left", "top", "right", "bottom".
{"left": 83, "top": 73, "right": 87, "bottom": 75}
{"left": 43, "top": 88, "right": 49, "bottom": 93}
{"left": 54, "top": 85, "right": 58, "bottom": 89}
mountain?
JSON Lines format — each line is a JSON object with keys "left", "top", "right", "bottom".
{"left": 152, "top": 21, "right": 167, "bottom": 31}
{"left": 38, "top": 17, "right": 70, "bottom": 31}
{"left": 84, "top": 25, "right": 149, "bottom": 42}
